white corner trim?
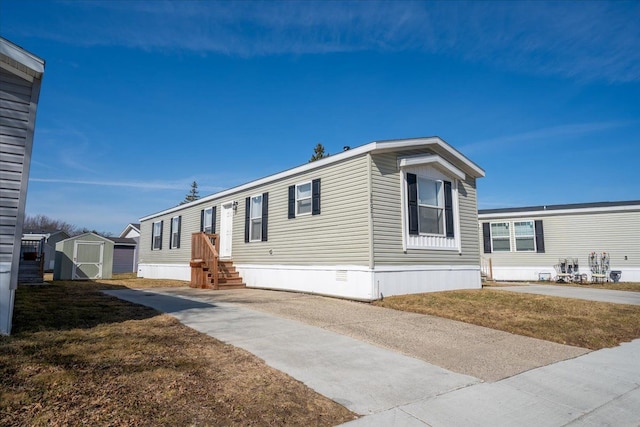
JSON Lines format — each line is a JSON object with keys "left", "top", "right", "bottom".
{"left": 398, "top": 154, "right": 466, "bottom": 181}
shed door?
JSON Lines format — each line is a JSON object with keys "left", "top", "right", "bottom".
{"left": 72, "top": 241, "right": 104, "bottom": 280}
{"left": 220, "top": 202, "right": 233, "bottom": 258}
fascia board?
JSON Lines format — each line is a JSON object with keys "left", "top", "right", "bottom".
{"left": 0, "top": 38, "right": 45, "bottom": 75}
{"left": 478, "top": 205, "right": 640, "bottom": 219}
{"left": 397, "top": 154, "right": 466, "bottom": 181}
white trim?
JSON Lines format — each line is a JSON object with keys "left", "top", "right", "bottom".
{"left": 0, "top": 37, "right": 45, "bottom": 75}
{"left": 294, "top": 181, "right": 312, "bottom": 217}
{"left": 397, "top": 154, "right": 466, "bottom": 181}
{"left": 373, "top": 264, "right": 480, "bottom": 272}
{"left": 170, "top": 216, "right": 181, "bottom": 249}
{"left": 140, "top": 137, "right": 485, "bottom": 222}
{"left": 479, "top": 204, "right": 640, "bottom": 219}
{"left": 249, "top": 193, "right": 263, "bottom": 242}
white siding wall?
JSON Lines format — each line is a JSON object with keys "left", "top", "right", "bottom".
{"left": 480, "top": 209, "right": 640, "bottom": 282}
{"left": 0, "top": 62, "right": 43, "bottom": 335}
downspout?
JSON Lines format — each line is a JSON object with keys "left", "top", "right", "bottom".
{"left": 366, "top": 153, "right": 377, "bottom": 299}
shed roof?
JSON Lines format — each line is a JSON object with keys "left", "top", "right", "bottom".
{"left": 107, "top": 237, "right": 137, "bottom": 246}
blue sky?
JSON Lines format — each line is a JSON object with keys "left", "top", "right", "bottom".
{"left": 2, "top": 0, "right": 639, "bottom": 235}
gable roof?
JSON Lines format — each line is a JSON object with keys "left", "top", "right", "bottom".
{"left": 119, "top": 223, "right": 141, "bottom": 238}
{"left": 0, "top": 37, "right": 45, "bottom": 81}
{"left": 141, "top": 136, "right": 485, "bottom": 221}
{"left": 479, "top": 200, "right": 640, "bottom": 218}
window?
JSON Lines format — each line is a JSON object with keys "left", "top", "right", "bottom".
{"left": 201, "top": 207, "right": 215, "bottom": 234}
{"left": 170, "top": 216, "right": 181, "bottom": 249}
{"left": 152, "top": 221, "right": 163, "bottom": 250}
{"left": 490, "top": 222, "right": 511, "bottom": 252}
{"left": 296, "top": 182, "right": 312, "bottom": 216}
{"left": 288, "top": 178, "right": 321, "bottom": 218}
{"left": 514, "top": 221, "right": 535, "bottom": 251}
{"left": 250, "top": 195, "right": 262, "bottom": 241}
{"left": 417, "top": 177, "right": 444, "bottom": 235}
{"left": 245, "top": 193, "right": 268, "bottom": 242}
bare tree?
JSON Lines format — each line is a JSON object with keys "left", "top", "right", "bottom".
{"left": 23, "top": 214, "right": 78, "bottom": 235}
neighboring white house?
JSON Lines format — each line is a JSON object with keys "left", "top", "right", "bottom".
{"left": 138, "top": 136, "right": 485, "bottom": 301}
{"left": 478, "top": 200, "right": 640, "bottom": 282}
{"left": 0, "top": 37, "right": 45, "bottom": 335}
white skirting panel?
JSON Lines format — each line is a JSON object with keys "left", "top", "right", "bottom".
{"left": 236, "top": 264, "right": 375, "bottom": 300}
{"left": 238, "top": 264, "right": 481, "bottom": 301}
{"left": 139, "top": 262, "right": 483, "bottom": 301}
{"left": 372, "top": 266, "right": 481, "bottom": 300}
{"left": 491, "top": 266, "right": 640, "bottom": 283}
{"left": 138, "top": 263, "right": 190, "bottom": 281}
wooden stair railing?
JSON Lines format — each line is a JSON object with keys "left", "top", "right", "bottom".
{"left": 190, "top": 232, "right": 220, "bottom": 289}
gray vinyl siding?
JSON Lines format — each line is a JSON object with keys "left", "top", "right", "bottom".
{"left": 479, "top": 209, "right": 640, "bottom": 271}
{"left": 0, "top": 67, "right": 41, "bottom": 273}
{"left": 371, "top": 152, "right": 480, "bottom": 265}
{"left": 139, "top": 154, "right": 371, "bottom": 267}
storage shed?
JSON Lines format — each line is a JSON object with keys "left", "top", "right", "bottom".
{"left": 107, "top": 237, "right": 137, "bottom": 274}
{"left": 54, "top": 233, "right": 114, "bottom": 280}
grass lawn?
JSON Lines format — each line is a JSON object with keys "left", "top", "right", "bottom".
{"left": 1, "top": 281, "right": 356, "bottom": 426}
{"left": 484, "top": 280, "right": 640, "bottom": 292}
{"left": 374, "top": 288, "right": 640, "bottom": 350}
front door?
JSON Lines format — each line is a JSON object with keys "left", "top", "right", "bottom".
{"left": 72, "top": 241, "right": 104, "bottom": 279}
{"left": 219, "top": 202, "right": 233, "bottom": 258}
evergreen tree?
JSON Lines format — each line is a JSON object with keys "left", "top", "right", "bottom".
{"left": 309, "top": 143, "right": 329, "bottom": 162}
{"left": 181, "top": 181, "right": 200, "bottom": 204}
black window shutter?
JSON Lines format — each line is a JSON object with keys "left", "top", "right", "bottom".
{"left": 200, "top": 210, "right": 204, "bottom": 232}
{"left": 159, "top": 221, "right": 163, "bottom": 250}
{"left": 169, "top": 219, "right": 174, "bottom": 249}
{"left": 312, "top": 178, "right": 321, "bottom": 215}
{"left": 288, "top": 185, "right": 295, "bottom": 219}
{"left": 407, "top": 173, "right": 418, "bottom": 235}
{"left": 444, "top": 181, "right": 454, "bottom": 238}
{"left": 151, "top": 223, "right": 154, "bottom": 250}
{"left": 261, "top": 192, "right": 269, "bottom": 241}
{"left": 535, "top": 220, "right": 545, "bottom": 253}
{"left": 244, "top": 197, "right": 250, "bottom": 243}
{"left": 177, "top": 216, "right": 181, "bottom": 248}
{"left": 482, "top": 222, "right": 491, "bottom": 253}
{"left": 212, "top": 206, "right": 217, "bottom": 233}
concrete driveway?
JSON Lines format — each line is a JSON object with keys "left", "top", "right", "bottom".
{"left": 105, "top": 287, "right": 639, "bottom": 426}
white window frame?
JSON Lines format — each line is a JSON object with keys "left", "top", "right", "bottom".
{"left": 490, "top": 221, "right": 511, "bottom": 252}
{"left": 170, "top": 216, "right": 181, "bottom": 249}
{"left": 152, "top": 221, "right": 162, "bottom": 250}
{"left": 203, "top": 207, "right": 213, "bottom": 234}
{"left": 514, "top": 220, "right": 536, "bottom": 252}
{"left": 295, "top": 181, "right": 312, "bottom": 216}
{"left": 249, "top": 194, "right": 263, "bottom": 242}
{"left": 417, "top": 176, "right": 445, "bottom": 236}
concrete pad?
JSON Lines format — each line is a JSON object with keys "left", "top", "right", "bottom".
{"left": 150, "top": 287, "right": 589, "bottom": 382}
{"left": 105, "top": 288, "right": 480, "bottom": 415}
{"left": 496, "top": 285, "right": 640, "bottom": 305}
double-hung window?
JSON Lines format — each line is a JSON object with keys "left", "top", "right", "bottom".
{"left": 417, "top": 177, "right": 444, "bottom": 235}
{"left": 296, "top": 182, "right": 312, "bottom": 216}
{"left": 250, "top": 194, "right": 263, "bottom": 242}
{"left": 201, "top": 207, "right": 214, "bottom": 234}
{"left": 490, "top": 222, "right": 511, "bottom": 252}
{"left": 152, "top": 221, "right": 163, "bottom": 250}
{"left": 170, "top": 216, "right": 181, "bottom": 249}
{"left": 514, "top": 221, "right": 535, "bottom": 251}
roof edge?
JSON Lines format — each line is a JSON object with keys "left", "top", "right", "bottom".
{"left": 0, "top": 37, "right": 45, "bottom": 75}
{"left": 479, "top": 200, "right": 640, "bottom": 217}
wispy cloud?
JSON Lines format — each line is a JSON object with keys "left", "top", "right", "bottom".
{"left": 29, "top": 177, "right": 224, "bottom": 192}
{"left": 9, "top": 1, "right": 640, "bottom": 82}
{"left": 460, "top": 120, "right": 634, "bottom": 154}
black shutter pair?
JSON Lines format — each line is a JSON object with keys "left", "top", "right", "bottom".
{"left": 406, "top": 173, "right": 454, "bottom": 237}
{"left": 288, "top": 179, "right": 321, "bottom": 219}
{"left": 245, "top": 193, "right": 268, "bottom": 242}
{"left": 200, "top": 207, "right": 217, "bottom": 233}
{"left": 481, "top": 220, "right": 545, "bottom": 253}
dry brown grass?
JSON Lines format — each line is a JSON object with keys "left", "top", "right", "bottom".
{"left": 483, "top": 280, "right": 640, "bottom": 292}
{"left": 374, "top": 289, "right": 640, "bottom": 350}
{"left": 1, "top": 282, "right": 357, "bottom": 426}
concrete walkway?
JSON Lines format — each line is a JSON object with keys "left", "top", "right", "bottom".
{"left": 106, "top": 288, "right": 640, "bottom": 426}
{"left": 495, "top": 284, "right": 640, "bottom": 305}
